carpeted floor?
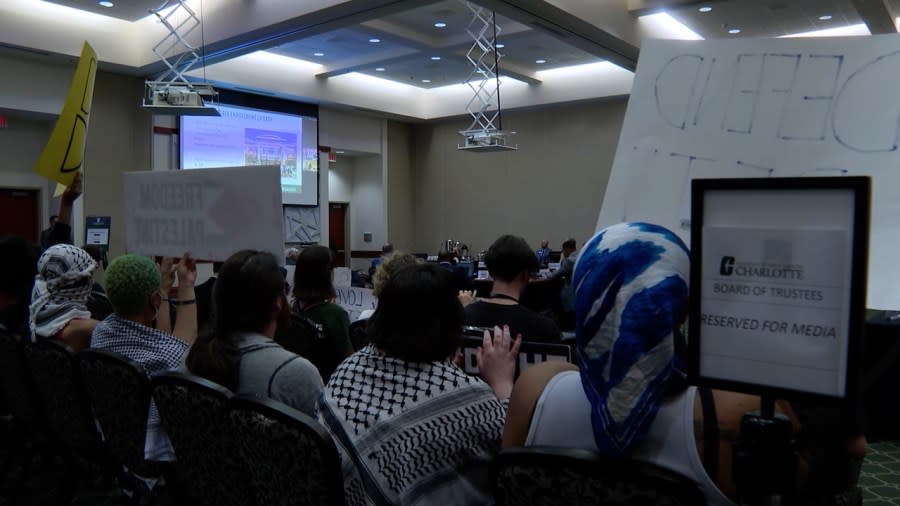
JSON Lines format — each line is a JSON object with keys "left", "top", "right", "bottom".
{"left": 860, "top": 441, "right": 900, "bottom": 505}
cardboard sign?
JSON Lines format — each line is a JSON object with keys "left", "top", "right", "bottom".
{"left": 122, "top": 165, "right": 283, "bottom": 261}
{"left": 460, "top": 336, "right": 572, "bottom": 380}
{"left": 599, "top": 35, "right": 900, "bottom": 309}
{"left": 34, "top": 41, "right": 97, "bottom": 186}
{"left": 335, "top": 286, "right": 377, "bottom": 321}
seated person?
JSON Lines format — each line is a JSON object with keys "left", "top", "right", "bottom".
{"left": 358, "top": 251, "right": 421, "bottom": 320}
{"left": 28, "top": 244, "right": 99, "bottom": 352}
{"left": 547, "top": 238, "right": 578, "bottom": 329}
{"left": 369, "top": 243, "right": 394, "bottom": 278}
{"left": 535, "top": 240, "right": 551, "bottom": 267}
{"left": 464, "top": 235, "right": 561, "bottom": 342}
{"left": 318, "top": 263, "right": 520, "bottom": 505}
{"left": 284, "top": 245, "right": 353, "bottom": 381}
{"left": 503, "top": 222, "right": 866, "bottom": 504}
{"left": 90, "top": 253, "right": 198, "bottom": 461}
{"left": 187, "top": 250, "right": 322, "bottom": 417}
{"left": 0, "top": 236, "right": 38, "bottom": 337}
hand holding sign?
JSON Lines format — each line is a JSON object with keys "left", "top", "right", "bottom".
{"left": 476, "top": 325, "right": 522, "bottom": 400}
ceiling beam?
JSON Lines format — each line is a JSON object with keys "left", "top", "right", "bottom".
{"left": 496, "top": 61, "right": 542, "bottom": 84}
{"left": 477, "top": 0, "right": 639, "bottom": 71}
{"left": 852, "top": 0, "right": 897, "bottom": 34}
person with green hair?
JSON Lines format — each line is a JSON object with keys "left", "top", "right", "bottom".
{"left": 90, "top": 252, "right": 197, "bottom": 462}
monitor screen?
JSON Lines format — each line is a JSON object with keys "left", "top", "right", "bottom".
{"left": 180, "top": 102, "right": 319, "bottom": 205}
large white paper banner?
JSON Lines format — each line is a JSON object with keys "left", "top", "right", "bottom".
{"left": 599, "top": 35, "right": 900, "bottom": 309}
{"left": 123, "top": 166, "right": 284, "bottom": 261}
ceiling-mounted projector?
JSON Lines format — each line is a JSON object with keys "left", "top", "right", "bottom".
{"left": 142, "top": 82, "right": 220, "bottom": 116}
{"left": 457, "top": 129, "right": 518, "bottom": 153}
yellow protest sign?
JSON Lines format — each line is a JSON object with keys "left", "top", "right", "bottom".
{"left": 34, "top": 41, "right": 97, "bottom": 186}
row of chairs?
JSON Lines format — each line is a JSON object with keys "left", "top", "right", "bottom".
{"left": 0, "top": 329, "right": 705, "bottom": 505}
{"left": 0, "top": 330, "right": 344, "bottom": 505}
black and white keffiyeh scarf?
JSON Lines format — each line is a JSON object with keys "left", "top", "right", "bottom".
{"left": 29, "top": 244, "right": 96, "bottom": 340}
{"left": 318, "top": 344, "right": 507, "bottom": 506}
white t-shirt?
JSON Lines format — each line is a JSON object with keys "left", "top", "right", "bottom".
{"left": 525, "top": 371, "right": 733, "bottom": 506}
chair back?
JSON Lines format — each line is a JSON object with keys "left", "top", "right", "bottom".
{"left": 493, "top": 446, "right": 706, "bottom": 506}
{"left": 0, "top": 330, "right": 43, "bottom": 430}
{"left": 79, "top": 349, "right": 158, "bottom": 477}
{"left": 87, "top": 291, "right": 114, "bottom": 322}
{"left": 23, "top": 339, "right": 104, "bottom": 454}
{"left": 151, "top": 371, "right": 251, "bottom": 506}
{"left": 228, "top": 395, "right": 344, "bottom": 506}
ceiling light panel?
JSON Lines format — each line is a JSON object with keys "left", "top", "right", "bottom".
{"left": 268, "top": 27, "right": 417, "bottom": 65}
{"left": 666, "top": 0, "right": 864, "bottom": 38}
{"left": 43, "top": 0, "right": 153, "bottom": 21}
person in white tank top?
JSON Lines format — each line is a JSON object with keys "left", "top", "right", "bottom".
{"left": 503, "top": 223, "right": 784, "bottom": 504}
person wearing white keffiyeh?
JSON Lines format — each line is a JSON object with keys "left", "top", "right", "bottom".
{"left": 29, "top": 244, "right": 98, "bottom": 351}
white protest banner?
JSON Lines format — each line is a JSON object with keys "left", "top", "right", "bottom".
{"left": 598, "top": 35, "right": 900, "bottom": 309}
{"left": 123, "top": 166, "right": 283, "bottom": 261}
{"left": 335, "top": 286, "right": 377, "bottom": 321}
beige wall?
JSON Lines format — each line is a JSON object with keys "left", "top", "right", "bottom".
{"left": 411, "top": 98, "right": 628, "bottom": 254}
{"left": 0, "top": 114, "right": 55, "bottom": 238}
{"left": 0, "top": 71, "right": 150, "bottom": 255}
{"left": 385, "top": 121, "right": 415, "bottom": 253}
{"left": 82, "top": 71, "right": 152, "bottom": 258}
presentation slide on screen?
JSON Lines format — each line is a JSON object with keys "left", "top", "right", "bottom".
{"left": 180, "top": 104, "right": 318, "bottom": 205}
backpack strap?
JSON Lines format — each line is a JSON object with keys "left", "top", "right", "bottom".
{"left": 267, "top": 355, "right": 303, "bottom": 397}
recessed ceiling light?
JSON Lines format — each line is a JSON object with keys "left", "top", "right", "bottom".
{"left": 819, "top": 14, "right": 833, "bottom": 20}
{"left": 434, "top": 21, "right": 447, "bottom": 28}
{"left": 313, "top": 52, "right": 324, "bottom": 57}
{"left": 728, "top": 28, "right": 741, "bottom": 34}
{"left": 335, "top": 150, "right": 345, "bottom": 154}
{"left": 698, "top": 6, "right": 712, "bottom": 12}
{"left": 369, "top": 38, "right": 381, "bottom": 43}
{"left": 535, "top": 59, "right": 547, "bottom": 64}
{"left": 495, "top": 43, "right": 505, "bottom": 48}
{"left": 431, "top": 56, "right": 441, "bottom": 61}
{"left": 98, "top": 0, "right": 114, "bottom": 6}
{"left": 422, "top": 79, "right": 431, "bottom": 83}
{"left": 375, "top": 67, "right": 385, "bottom": 71}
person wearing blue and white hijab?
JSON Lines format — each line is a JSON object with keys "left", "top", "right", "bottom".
{"left": 29, "top": 243, "right": 99, "bottom": 351}
{"left": 502, "top": 222, "right": 758, "bottom": 504}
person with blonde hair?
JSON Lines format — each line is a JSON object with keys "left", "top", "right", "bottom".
{"left": 357, "top": 251, "right": 422, "bottom": 321}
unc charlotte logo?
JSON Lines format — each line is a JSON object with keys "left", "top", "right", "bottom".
{"left": 720, "top": 256, "right": 735, "bottom": 276}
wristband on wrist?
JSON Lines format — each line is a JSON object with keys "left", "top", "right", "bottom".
{"left": 168, "top": 299, "right": 197, "bottom": 306}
